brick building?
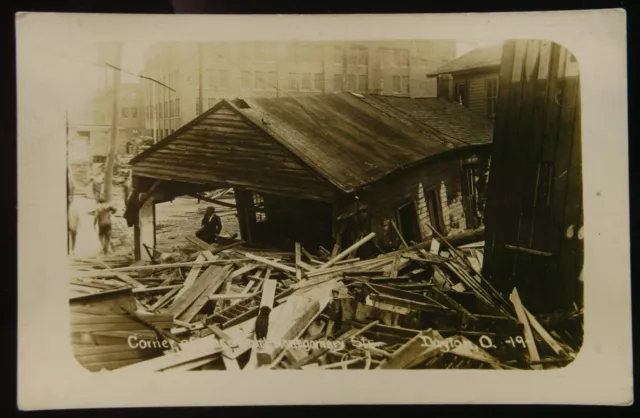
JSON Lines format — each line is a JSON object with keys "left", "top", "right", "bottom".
{"left": 141, "top": 40, "right": 457, "bottom": 140}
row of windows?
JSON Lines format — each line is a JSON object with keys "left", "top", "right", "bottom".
{"left": 146, "top": 98, "right": 181, "bottom": 120}
{"left": 199, "top": 70, "right": 411, "bottom": 94}
{"left": 147, "top": 128, "right": 176, "bottom": 139}
{"left": 333, "top": 46, "right": 368, "bottom": 66}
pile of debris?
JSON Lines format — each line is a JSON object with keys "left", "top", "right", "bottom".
{"left": 69, "top": 229, "right": 583, "bottom": 372}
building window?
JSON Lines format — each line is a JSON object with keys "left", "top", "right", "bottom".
{"left": 159, "top": 103, "right": 163, "bottom": 119}
{"left": 196, "top": 98, "right": 200, "bottom": 115}
{"left": 289, "top": 73, "right": 299, "bottom": 90}
{"left": 454, "top": 82, "right": 468, "bottom": 107}
{"left": 347, "top": 47, "right": 367, "bottom": 66}
{"left": 392, "top": 76, "right": 409, "bottom": 94}
{"left": 267, "top": 72, "right": 277, "bottom": 90}
{"left": 164, "top": 102, "right": 168, "bottom": 118}
{"left": 424, "top": 187, "right": 446, "bottom": 235}
{"left": 253, "top": 192, "right": 266, "bottom": 223}
{"left": 208, "top": 98, "right": 217, "bottom": 108}
{"left": 301, "top": 73, "right": 312, "bottom": 90}
{"left": 358, "top": 74, "right": 368, "bottom": 92}
{"left": 169, "top": 100, "right": 174, "bottom": 118}
{"left": 392, "top": 75, "right": 401, "bottom": 93}
{"left": 240, "top": 71, "right": 252, "bottom": 90}
{"left": 131, "top": 107, "right": 137, "bottom": 118}
{"left": 219, "top": 70, "right": 229, "bottom": 89}
{"left": 176, "top": 98, "right": 180, "bottom": 116}
{"left": 333, "top": 74, "right": 344, "bottom": 91}
{"left": 313, "top": 73, "right": 324, "bottom": 91}
{"left": 346, "top": 74, "right": 357, "bottom": 91}
{"left": 121, "top": 108, "right": 130, "bottom": 118}
{"left": 461, "top": 166, "right": 479, "bottom": 229}
{"left": 255, "top": 71, "right": 266, "bottom": 90}
{"left": 334, "top": 46, "right": 345, "bottom": 65}
{"left": 394, "top": 49, "right": 409, "bottom": 68}
{"left": 486, "top": 78, "right": 499, "bottom": 117}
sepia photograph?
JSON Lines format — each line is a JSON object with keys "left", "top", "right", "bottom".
{"left": 65, "top": 37, "right": 584, "bottom": 373}
{"left": 17, "top": 10, "right": 631, "bottom": 408}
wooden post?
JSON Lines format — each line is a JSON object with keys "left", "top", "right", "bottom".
{"left": 137, "top": 197, "right": 155, "bottom": 262}
{"left": 103, "top": 42, "right": 124, "bottom": 202}
{"left": 198, "top": 42, "right": 204, "bottom": 115}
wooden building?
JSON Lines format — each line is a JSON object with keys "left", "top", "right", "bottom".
{"left": 481, "top": 40, "right": 582, "bottom": 314}
{"left": 128, "top": 92, "right": 493, "bottom": 261}
{"left": 428, "top": 44, "right": 503, "bottom": 119}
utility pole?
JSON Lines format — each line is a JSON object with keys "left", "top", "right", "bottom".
{"left": 198, "top": 42, "right": 204, "bottom": 115}
{"left": 103, "top": 41, "right": 124, "bottom": 202}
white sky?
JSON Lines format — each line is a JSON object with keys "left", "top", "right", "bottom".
{"left": 37, "top": 38, "right": 501, "bottom": 123}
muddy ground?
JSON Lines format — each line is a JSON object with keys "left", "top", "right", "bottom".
{"left": 70, "top": 186, "right": 239, "bottom": 259}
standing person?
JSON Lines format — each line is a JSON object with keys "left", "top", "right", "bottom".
{"left": 93, "top": 197, "right": 117, "bottom": 255}
{"left": 68, "top": 201, "right": 80, "bottom": 255}
{"left": 195, "top": 206, "right": 222, "bottom": 244}
{"left": 86, "top": 168, "right": 105, "bottom": 203}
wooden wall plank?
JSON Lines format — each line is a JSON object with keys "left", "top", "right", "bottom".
{"left": 482, "top": 40, "right": 516, "bottom": 281}
{"left": 482, "top": 40, "right": 583, "bottom": 313}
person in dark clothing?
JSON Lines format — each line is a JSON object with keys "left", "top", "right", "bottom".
{"left": 195, "top": 206, "right": 222, "bottom": 244}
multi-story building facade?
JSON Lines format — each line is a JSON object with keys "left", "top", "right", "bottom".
{"left": 91, "top": 82, "right": 145, "bottom": 154}
{"left": 141, "top": 40, "right": 457, "bottom": 140}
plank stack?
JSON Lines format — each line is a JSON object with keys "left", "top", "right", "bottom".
{"left": 69, "top": 231, "right": 583, "bottom": 372}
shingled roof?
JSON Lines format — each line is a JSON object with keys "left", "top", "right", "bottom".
{"left": 131, "top": 92, "right": 492, "bottom": 199}
{"left": 428, "top": 44, "right": 503, "bottom": 76}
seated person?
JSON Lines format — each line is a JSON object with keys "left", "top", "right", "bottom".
{"left": 195, "top": 206, "right": 222, "bottom": 244}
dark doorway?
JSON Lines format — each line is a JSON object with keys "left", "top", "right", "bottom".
{"left": 454, "top": 82, "right": 468, "bottom": 107}
{"left": 246, "top": 192, "right": 334, "bottom": 253}
{"left": 424, "top": 187, "right": 446, "bottom": 234}
{"left": 396, "top": 201, "right": 421, "bottom": 244}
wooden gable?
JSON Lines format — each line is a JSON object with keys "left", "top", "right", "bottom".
{"left": 132, "top": 101, "right": 338, "bottom": 201}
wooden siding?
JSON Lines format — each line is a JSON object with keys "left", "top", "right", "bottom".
{"left": 482, "top": 40, "right": 582, "bottom": 314}
{"left": 365, "top": 150, "right": 491, "bottom": 250}
{"left": 453, "top": 70, "right": 500, "bottom": 117}
{"left": 132, "top": 103, "right": 338, "bottom": 202}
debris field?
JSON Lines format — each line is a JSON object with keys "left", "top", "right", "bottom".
{"left": 69, "top": 228, "right": 583, "bottom": 372}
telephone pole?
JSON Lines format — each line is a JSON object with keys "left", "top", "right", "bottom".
{"left": 103, "top": 42, "right": 124, "bottom": 202}
{"left": 198, "top": 42, "right": 204, "bottom": 115}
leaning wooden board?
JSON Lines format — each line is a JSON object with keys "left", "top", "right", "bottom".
{"left": 70, "top": 308, "right": 174, "bottom": 371}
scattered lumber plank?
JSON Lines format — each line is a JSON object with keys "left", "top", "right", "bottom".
{"left": 509, "top": 288, "right": 542, "bottom": 369}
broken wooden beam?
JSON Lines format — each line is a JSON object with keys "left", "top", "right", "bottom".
{"left": 255, "top": 278, "right": 278, "bottom": 341}
{"left": 509, "top": 288, "right": 542, "bottom": 369}
{"left": 316, "top": 232, "right": 376, "bottom": 271}
{"left": 241, "top": 252, "right": 297, "bottom": 275}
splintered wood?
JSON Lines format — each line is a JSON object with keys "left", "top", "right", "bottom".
{"left": 69, "top": 231, "right": 581, "bottom": 372}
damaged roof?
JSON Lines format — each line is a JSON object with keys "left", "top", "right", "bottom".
{"left": 131, "top": 92, "right": 491, "bottom": 196}
{"left": 428, "top": 44, "right": 503, "bottom": 76}
{"left": 358, "top": 95, "right": 494, "bottom": 146}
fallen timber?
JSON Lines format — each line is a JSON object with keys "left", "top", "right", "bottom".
{"left": 68, "top": 228, "right": 582, "bottom": 372}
